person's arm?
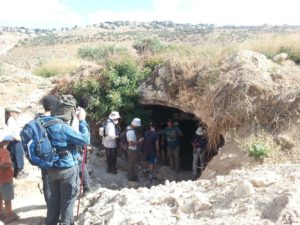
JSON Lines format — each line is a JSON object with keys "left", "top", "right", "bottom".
{"left": 127, "top": 130, "right": 137, "bottom": 147}
{"left": 7, "top": 117, "right": 21, "bottom": 141}
{"left": 64, "top": 120, "right": 90, "bottom": 146}
{"left": 107, "top": 123, "right": 118, "bottom": 139}
{"left": 64, "top": 109, "right": 90, "bottom": 146}
{"left": 0, "top": 151, "right": 13, "bottom": 168}
{"left": 177, "top": 128, "right": 183, "bottom": 137}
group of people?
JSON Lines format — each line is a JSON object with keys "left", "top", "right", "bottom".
{"left": 0, "top": 94, "right": 209, "bottom": 225}
{"left": 0, "top": 94, "right": 90, "bottom": 225}
{"left": 101, "top": 113, "right": 209, "bottom": 181}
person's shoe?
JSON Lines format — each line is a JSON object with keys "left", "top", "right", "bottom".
{"left": 128, "top": 176, "right": 139, "bottom": 182}
{"left": 112, "top": 168, "right": 118, "bottom": 174}
{"left": 106, "top": 168, "right": 113, "bottom": 174}
{"left": 14, "top": 171, "right": 28, "bottom": 179}
{"left": 0, "top": 211, "right": 6, "bottom": 220}
{"left": 83, "top": 187, "right": 92, "bottom": 195}
{"left": 3, "top": 212, "right": 19, "bottom": 224}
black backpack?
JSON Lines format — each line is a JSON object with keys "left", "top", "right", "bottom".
{"left": 119, "top": 128, "right": 133, "bottom": 151}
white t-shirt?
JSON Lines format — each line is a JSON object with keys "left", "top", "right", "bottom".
{"left": 6, "top": 117, "right": 21, "bottom": 141}
{"left": 102, "top": 121, "right": 118, "bottom": 148}
{"left": 126, "top": 126, "right": 137, "bottom": 151}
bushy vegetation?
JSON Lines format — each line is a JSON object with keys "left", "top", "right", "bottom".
{"left": 241, "top": 34, "right": 300, "bottom": 63}
{"left": 78, "top": 45, "right": 129, "bottom": 63}
{"left": 69, "top": 58, "right": 151, "bottom": 124}
{"left": 249, "top": 142, "right": 270, "bottom": 159}
{"left": 133, "top": 38, "right": 166, "bottom": 54}
{"left": 34, "top": 58, "right": 79, "bottom": 78}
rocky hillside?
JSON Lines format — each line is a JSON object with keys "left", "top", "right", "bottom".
{"left": 79, "top": 164, "right": 300, "bottom": 225}
{"left": 139, "top": 51, "right": 300, "bottom": 177}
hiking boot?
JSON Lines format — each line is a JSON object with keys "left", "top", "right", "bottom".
{"left": 111, "top": 168, "right": 118, "bottom": 174}
{"left": 83, "top": 187, "right": 92, "bottom": 195}
{"left": 3, "top": 212, "right": 19, "bottom": 224}
{"left": 128, "top": 176, "right": 139, "bottom": 182}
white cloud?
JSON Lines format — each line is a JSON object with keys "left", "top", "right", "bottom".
{"left": 0, "top": 0, "right": 299, "bottom": 28}
{"left": 89, "top": 0, "right": 300, "bottom": 26}
{"left": 0, "top": 0, "right": 82, "bottom": 28}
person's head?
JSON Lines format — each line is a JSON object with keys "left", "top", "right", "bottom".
{"left": 167, "top": 119, "right": 174, "bottom": 128}
{"left": 149, "top": 122, "right": 156, "bottom": 130}
{"left": 131, "top": 118, "right": 141, "bottom": 129}
{"left": 51, "top": 95, "right": 77, "bottom": 122}
{"left": 40, "top": 95, "right": 59, "bottom": 113}
{"left": 109, "top": 111, "right": 121, "bottom": 125}
{"left": 196, "top": 126, "right": 203, "bottom": 136}
{"left": 79, "top": 96, "right": 89, "bottom": 109}
{"left": 5, "top": 106, "right": 21, "bottom": 124}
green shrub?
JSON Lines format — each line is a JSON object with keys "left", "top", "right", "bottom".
{"left": 249, "top": 142, "right": 270, "bottom": 159}
{"left": 78, "top": 45, "right": 128, "bottom": 63}
{"left": 34, "top": 67, "right": 57, "bottom": 78}
{"left": 133, "top": 38, "right": 166, "bottom": 54}
{"left": 69, "top": 58, "right": 151, "bottom": 124}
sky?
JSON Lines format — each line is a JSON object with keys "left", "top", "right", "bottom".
{"left": 0, "top": 0, "right": 299, "bottom": 28}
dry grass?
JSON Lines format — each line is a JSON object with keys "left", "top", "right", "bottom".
{"left": 241, "top": 34, "right": 300, "bottom": 63}
{"left": 33, "top": 58, "right": 81, "bottom": 77}
{"left": 159, "top": 44, "right": 237, "bottom": 75}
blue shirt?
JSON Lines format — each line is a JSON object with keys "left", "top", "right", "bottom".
{"left": 164, "top": 126, "right": 182, "bottom": 149}
{"left": 143, "top": 130, "right": 159, "bottom": 156}
{"left": 40, "top": 116, "right": 90, "bottom": 168}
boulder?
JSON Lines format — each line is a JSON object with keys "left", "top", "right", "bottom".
{"left": 275, "top": 134, "right": 295, "bottom": 150}
{"left": 233, "top": 181, "right": 255, "bottom": 198}
{"left": 273, "top": 53, "right": 288, "bottom": 63}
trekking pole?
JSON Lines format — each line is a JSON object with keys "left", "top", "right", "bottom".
{"left": 76, "top": 144, "right": 87, "bottom": 221}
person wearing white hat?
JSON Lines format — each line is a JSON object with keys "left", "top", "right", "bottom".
{"left": 126, "top": 118, "right": 142, "bottom": 181}
{"left": 4, "top": 107, "right": 26, "bottom": 179}
{"left": 103, "top": 111, "right": 121, "bottom": 174}
{"left": 191, "top": 126, "right": 208, "bottom": 180}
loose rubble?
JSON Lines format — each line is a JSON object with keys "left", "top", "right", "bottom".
{"left": 79, "top": 164, "right": 300, "bottom": 225}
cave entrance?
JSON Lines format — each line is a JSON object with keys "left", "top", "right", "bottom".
{"left": 142, "top": 105, "right": 201, "bottom": 171}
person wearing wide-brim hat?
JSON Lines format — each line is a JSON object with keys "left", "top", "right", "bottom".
{"left": 4, "top": 106, "right": 26, "bottom": 179}
{"left": 102, "top": 111, "right": 121, "bottom": 174}
{"left": 191, "top": 126, "right": 208, "bottom": 180}
{"left": 126, "top": 118, "right": 142, "bottom": 181}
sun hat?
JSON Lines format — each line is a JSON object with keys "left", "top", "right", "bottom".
{"left": 109, "top": 111, "right": 121, "bottom": 120}
{"left": 131, "top": 118, "right": 141, "bottom": 127}
{"left": 196, "top": 127, "right": 203, "bottom": 135}
{"left": 5, "top": 106, "right": 21, "bottom": 113}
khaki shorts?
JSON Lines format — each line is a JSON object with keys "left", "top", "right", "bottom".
{"left": 0, "top": 182, "right": 14, "bottom": 201}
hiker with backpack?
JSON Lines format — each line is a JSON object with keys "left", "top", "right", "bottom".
{"left": 191, "top": 126, "right": 208, "bottom": 180}
{"left": 126, "top": 118, "right": 142, "bottom": 182}
{"left": 100, "top": 111, "right": 121, "bottom": 174}
{"left": 37, "top": 95, "right": 60, "bottom": 207}
{"left": 21, "top": 94, "right": 90, "bottom": 225}
{"left": 4, "top": 106, "right": 26, "bottom": 179}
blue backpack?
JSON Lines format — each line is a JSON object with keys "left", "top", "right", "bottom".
{"left": 20, "top": 118, "right": 62, "bottom": 169}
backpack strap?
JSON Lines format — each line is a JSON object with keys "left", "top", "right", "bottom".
{"left": 42, "top": 119, "right": 64, "bottom": 129}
